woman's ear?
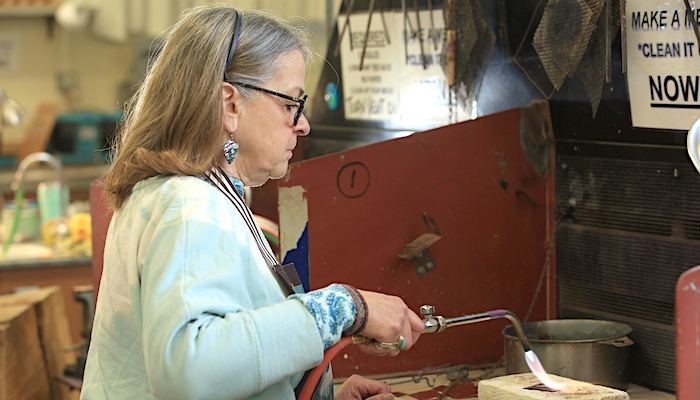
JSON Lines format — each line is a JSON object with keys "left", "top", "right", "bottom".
{"left": 222, "top": 82, "right": 239, "bottom": 133}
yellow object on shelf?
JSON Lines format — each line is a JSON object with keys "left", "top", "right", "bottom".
{"left": 40, "top": 219, "right": 61, "bottom": 247}
{"left": 53, "top": 212, "right": 92, "bottom": 257}
{"left": 42, "top": 211, "right": 92, "bottom": 257}
{"left": 68, "top": 212, "right": 91, "bottom": 241}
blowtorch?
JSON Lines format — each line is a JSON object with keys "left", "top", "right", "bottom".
{"left": 352, "top": 304, "right": 532, "bottom": 351}
{"left": 416, "top": 306, "right": 561, "bottom": 389}
{"left": 298, "top": 305, "right": 535, "bottom": 400}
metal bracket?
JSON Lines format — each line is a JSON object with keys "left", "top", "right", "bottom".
{"left": 398, "top": 212, "right": 441, "bottom": 276}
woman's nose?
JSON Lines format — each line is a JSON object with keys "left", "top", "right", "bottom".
{"left": 296, "top": 113, "right": 311, "bottom": 136}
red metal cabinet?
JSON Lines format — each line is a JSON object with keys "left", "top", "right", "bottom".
{"left": 277, "top": 101, "right": 557, "bottom": 376}
{"left": 677, "top": 265, "right": 700, "bottom": 400}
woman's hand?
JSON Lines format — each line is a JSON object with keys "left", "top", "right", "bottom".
{"left": 355, "top": 290, "right": 424, "bottom": 356}
{"left": 334, "top": 374, "right": 395, "bottom": 400}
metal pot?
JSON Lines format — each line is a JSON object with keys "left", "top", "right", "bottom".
{"left": 503, "top": 319, "right": 633, "bottom": 390}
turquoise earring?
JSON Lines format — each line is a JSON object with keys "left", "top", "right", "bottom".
{"left": 224, "top": 133, "right": 239, "bottom": 164}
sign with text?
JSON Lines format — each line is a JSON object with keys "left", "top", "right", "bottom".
{"left": 626, "top": 0, "right": 700, "bottom": 130}
{"left": 338, "top": 9, "right": 471, "bottom": 126}
{"left": 0, "top": 36, "right": 19, "bottom": 73}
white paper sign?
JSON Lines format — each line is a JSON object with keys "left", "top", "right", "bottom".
{"left": 338, "top": 9, "right": 470, "bottom": 126}
{"left": 0, "top": 36, "right": 19, "bottom": 73}
{"left": 339, "top": 11, "right": 399, "bottom": 121}
{"left": 626, "top": 0, "right": 700, "bottom": 130}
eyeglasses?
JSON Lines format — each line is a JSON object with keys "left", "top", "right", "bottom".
{"left": 221, "top": 12, "right": 307, "bottom": 126}
{"left": 230, "top": 82, "right": 308, "bottom": 126}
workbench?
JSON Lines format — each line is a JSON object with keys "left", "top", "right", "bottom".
{"left": 335, "top": 368, "right": 676, "bottom": 399}
{"left": 0, "top": 254, "right": 93, "bottom": 347}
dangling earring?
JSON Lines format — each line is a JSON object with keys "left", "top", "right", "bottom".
{"left": 223, "top": 133, "right": 239, "bottom": 164}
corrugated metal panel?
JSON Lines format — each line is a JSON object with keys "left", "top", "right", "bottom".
{"left": 556, "top": 155, "right": 700, "bottom": 391}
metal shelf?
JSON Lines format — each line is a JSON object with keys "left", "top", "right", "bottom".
{"left": 0, "top": 7, "right": 55, "bottom": 18}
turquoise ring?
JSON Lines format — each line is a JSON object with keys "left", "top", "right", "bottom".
{"left": 397, "top": 335, "right": 406, "bottom": 350}
{"left": 377, "top": 335, "right": 406, "bottom": 350}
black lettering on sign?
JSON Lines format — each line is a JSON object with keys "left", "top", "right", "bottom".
{"left": 345, "top": 96, "right": 397, "bottom": 117}
{"left": 685, "top": 8, "right": 700, "bottom": 29}
{"left": 337, "top": 162, "right": 370, "bottom": 198}
{"left": 648, "top": 75, "right": 700, "bottom": 108}
{"left": 350, "top": 30, "right": 388, "bottom": 49}
{"left": 631, "top": 10, "right": 668, "bottom": 31}
{"left": 638, "top": 42, "right": 682, "bottom": 57}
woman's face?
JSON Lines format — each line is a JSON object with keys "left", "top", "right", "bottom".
{"left": 226, "top": 50, "right": 310, "bottom": 187}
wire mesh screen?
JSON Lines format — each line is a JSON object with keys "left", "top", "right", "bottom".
{"left": 441, "top": 0, "right": 495, "bottom": 116}
{"left": 556, "top": 155, "right": 700, "bottom": 391}
{"left": 533, "top": 0, "right": 604, "bottom": 90}
{"left": 575, "top": 0, "right": 620, "bottom": 117}
{"left": 512, "top": 0, "right": 622, "bottom": 116}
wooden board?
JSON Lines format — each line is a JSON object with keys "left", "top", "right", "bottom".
{"left": 0, "top": 262, "right": 93, "bottom": 347}
{"left": 16, "top": 103, "right": 59, "bottom": 161}
{"left": 0, "top": 286, "right": 76, "bottom": 400}
{"left": 0, "top": 304, "right": 51, "bottom": 400}
{"left": 278, "top": 101, "right": 557, "bottom": 376}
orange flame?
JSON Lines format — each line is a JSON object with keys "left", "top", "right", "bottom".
{"left": 524, "top": 350, "right": 570, "bottom": 391}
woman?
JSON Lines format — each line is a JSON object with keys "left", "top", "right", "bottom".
{"left": 81, "top": 4, "right": 424, "bottom": 400}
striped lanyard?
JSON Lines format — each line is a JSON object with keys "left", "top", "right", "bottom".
{"left": 204, "top": 167, "right": 304, "bottom": 296}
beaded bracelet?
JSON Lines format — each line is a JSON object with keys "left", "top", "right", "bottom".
{"left": 341, "top": 284, "right": 368, "bottom": 336}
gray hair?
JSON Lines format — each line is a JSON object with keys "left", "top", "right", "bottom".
{"left": 225, "top": 8, "right": 313, "bottom": 91}
{"left": 104, "top": 3, "right": 313, "bottom": 209}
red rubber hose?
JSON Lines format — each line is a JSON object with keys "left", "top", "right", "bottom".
{"left": 298, "top": 336, "right": 354, "bottom": 400}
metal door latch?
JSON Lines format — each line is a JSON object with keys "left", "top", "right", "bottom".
{"left": 398, "top": 212, "right": 441, "bottom": 276}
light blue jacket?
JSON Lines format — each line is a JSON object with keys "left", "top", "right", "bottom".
{"left": 81, "top": 175, "right": 346, "bottom": 399}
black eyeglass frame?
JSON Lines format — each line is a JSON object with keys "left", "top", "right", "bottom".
{"left": 228, "top": 81, "right": 308, "bottom": 126}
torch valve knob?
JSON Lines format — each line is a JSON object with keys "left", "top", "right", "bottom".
{"left": 420, "top": 305, "right": 435, "bottom": 317}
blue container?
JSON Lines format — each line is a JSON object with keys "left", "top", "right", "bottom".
{"left": 48, "top": 111, "right": 123, "bottom": 164}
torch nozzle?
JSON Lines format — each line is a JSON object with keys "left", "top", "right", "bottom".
{"left": 499, "top": 310, "right": 532, "bottom": 352}
{"left": 420, "top": 305, "right": 532, "bottom": 352}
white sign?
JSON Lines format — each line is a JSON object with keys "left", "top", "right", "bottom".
{"left": 338, "top": 9, "right": 471, "bottom": 126}
{"left": 0, "top": 36, "right": 19, "bottom": 73}
{"left": 339, "top": 11, "right": 399, "bottom": 121}
{"left": 626, "top": 0, "right": 700, "bottom": 130}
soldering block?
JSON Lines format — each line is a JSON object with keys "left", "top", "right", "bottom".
{"left": 478, "top": 373, "right": 629, "bottom": 400}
